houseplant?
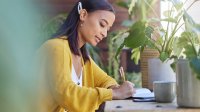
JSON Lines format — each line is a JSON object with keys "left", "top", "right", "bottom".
{"left": 115, "top": 0, "right": 162, "bottom": 88}
{"left": 115, "top": 0, "right": 178, "bottom": 89}
{"left": 115, "top": 0, "right": 193, "bottom": 64}
{"left": 175, "top": 10, "right": 200, "bottom": 107}
{"left": 115, "top": 0, "right": 199, "bottom": 89}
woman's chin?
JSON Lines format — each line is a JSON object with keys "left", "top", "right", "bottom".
{"left": 92, "top": 43, "right": 98, "bottom": 46}
{"left": 89, "top": 41, "right": 98, "bottom": 46}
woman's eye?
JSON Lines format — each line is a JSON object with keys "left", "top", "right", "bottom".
{"left": 100, "top": 22, "right": 105, "bottom": 28}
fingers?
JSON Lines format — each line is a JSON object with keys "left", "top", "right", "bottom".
{"left": 121, "top": 81, "right": 136, "bottom": 96}
{"left": 111, "top": 81, "right": 136, "bottom": 100}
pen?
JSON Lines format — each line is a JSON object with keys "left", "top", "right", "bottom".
{"left": 119, "top": 66, "right": 126, "bottom": 82}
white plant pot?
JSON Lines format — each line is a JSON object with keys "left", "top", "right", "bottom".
{"left": 176, "top": 59, "right": 200, "bottom": 107}
{"left": 148, "top": 58, "right": 176, "bottom": 90}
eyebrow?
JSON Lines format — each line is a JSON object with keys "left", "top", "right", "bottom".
{"left": 101, "top": 19, "right": 111, "bottom": 30}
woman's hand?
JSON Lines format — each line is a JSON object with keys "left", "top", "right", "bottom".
{"left": 111, "top": 81, "right": 135, "bottom": 100}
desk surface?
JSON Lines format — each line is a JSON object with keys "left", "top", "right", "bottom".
{"left": 104, "top": 100, "right": 200, "bottom": 112}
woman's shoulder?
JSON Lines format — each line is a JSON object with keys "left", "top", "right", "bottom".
{"left": 45, "top": 36, "right": 68, "bottom": 45}
{"left": 41, "top": 36, "right": 69, "bottom": 49}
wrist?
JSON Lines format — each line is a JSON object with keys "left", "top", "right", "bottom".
{"left": 108, "top": 85, "right": 120, "bottom": 89}
{"left": 111, "top": 88, "right": 120, "bottom": 100}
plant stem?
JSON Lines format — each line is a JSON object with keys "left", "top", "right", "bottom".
{"left": 174, "top": 23, "right": 184, "bottom": 35}
{"left": 186, "top": 0, "right": 198, "bottom": 11}
{"left": 162, "top": 2, "right": 173, "bottom": 52}
{"left": 169, "top": 14, "right": 183, "bottom": 40}
{"left": 141, "top": 0, "right": 146, "bottom": 21}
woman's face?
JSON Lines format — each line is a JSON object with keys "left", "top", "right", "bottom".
{"left": 78, "top": 10, "right": 115, "bottom": 46}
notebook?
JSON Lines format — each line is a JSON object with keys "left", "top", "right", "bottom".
{"left": 132, "top": 88, "right": 154, "bottom": 98}
{"left": 131, "top": 88, "right": 155, "bottom": 102}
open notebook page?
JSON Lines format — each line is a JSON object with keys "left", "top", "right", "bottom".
{"left": 133, "top": 88, "right": 155, "bottom": 99}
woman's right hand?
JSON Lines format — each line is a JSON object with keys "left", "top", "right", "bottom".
{"left": 111, "top": 81, "right": 135, "bottom": 100}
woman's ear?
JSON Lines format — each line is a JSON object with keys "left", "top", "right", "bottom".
{"left": 79, "top": 9, "right": 88, "bottom": 21}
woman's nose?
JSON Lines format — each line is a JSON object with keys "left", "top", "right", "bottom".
{"left": 101, "top": 28, "right": 107, "bottom": 38}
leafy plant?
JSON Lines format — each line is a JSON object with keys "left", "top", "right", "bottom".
{"left": 115, "top": 0, "right": 159, "bottom": 64}
{"left": 115, "top": 0, "right": 199, "bottom": 64}
{"left": 176, "top": 11, "right": 200, "bottom": 79}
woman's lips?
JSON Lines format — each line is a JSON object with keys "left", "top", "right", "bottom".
{"left": 95, "top": 36, "right": 101, "bottom": 43}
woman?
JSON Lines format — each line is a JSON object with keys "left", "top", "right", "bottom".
{"left": 38, "top": 0, "right": 135, "bottom": 112}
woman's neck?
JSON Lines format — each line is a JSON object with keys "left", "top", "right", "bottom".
{"left": 77, "top": 31, "right": 86, "bottom": 49}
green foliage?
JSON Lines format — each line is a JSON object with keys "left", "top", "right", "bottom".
{"left": 115, "top": 21, "right": 154, "bottom": 64}
{"left": 107, "top": 32, "right": 127, "bottom": 82}
{"left": 177, "top": 31, "right": 200, "bottom": 80}
{"left": 116, "top": 0, "right": 129, "bottom": 9}
{"left": 115, "top": 0, "right": 200, "bottom": 65}
{"left": 131, "top": 48, "right": 140, "bottom": 65}
{"left": 125, "top": 72, "right": 142, "bottom": 88}
{"left": 175, "top": 4, "right": 200, "bottom": 79}
{"left": 124, "top": 21, "right": 146, "bottom": 48}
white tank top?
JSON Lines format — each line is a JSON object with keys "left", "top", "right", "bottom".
{"left": 71, "top": 64, "right": 82, "bottom": 87}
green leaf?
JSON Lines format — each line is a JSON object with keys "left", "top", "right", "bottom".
{"left": 170, "top": 60, "right": 177, "bottom": 72}
{"left": 171, "top": 0, "right": 183, "bottom": 11}
{"left": 161, "top": 18, "right": 177, "bottom": 23}
{"left": 159, "top": 52, "right": 169, "bottom": 62}
{"left": 131, "top": 48, "right": 141, "bottom": 65}
{"left": 156, "top": 37, "right": 164, "bottom": 47}
{"left": 163, "top": 10, "right": 174, "bottom": 17}
{"left": 173, "top": 38, "right": 182, "bottom": 57}
{"left": 124, "top": 21, "right": 146, "bottom": 49}
{"left": 177, "top": 32, "right": 198, "bottom": 59}
{"left": 183, "top": 11, "right": 196, "bottom": 31}
{"left": 190, "top": 58, "right": 200, "bottom": 80}
{"left": 177, "top": 32, "right": 189, "bottom": 48}
{"left": 116, "top": 1, "right": 129, "bottom": 9}
{"left": 148, "top": 18, "right": 160, "bottom": 22}
{"left": 183, "top": 11, "right": 200, "bottom": 33}
{"left": 184, "top": 45, "right": 197, "bottom": 59}
{"left": 145, "top": 26, "right": 154, "bottom": 38}
{"left": 165, "top": 36, "right": 175, "bottom": 55}
{"left": 128, "top": 0, "right": 137, "bottom": 14}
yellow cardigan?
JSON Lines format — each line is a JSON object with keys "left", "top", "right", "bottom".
{"left": 37, "top": 37, "right": 117, "bottom": 112}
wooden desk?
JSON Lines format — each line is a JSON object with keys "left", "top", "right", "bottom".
{"left": 104, "top": 100, "right": 200, "bottom": 112}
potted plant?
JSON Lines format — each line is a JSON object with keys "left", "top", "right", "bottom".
{"left": 175, "top": 10, "right": 200, "bottom": 107}
{"left": 115, "top": 0, "right": 199, "bottom": 89}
